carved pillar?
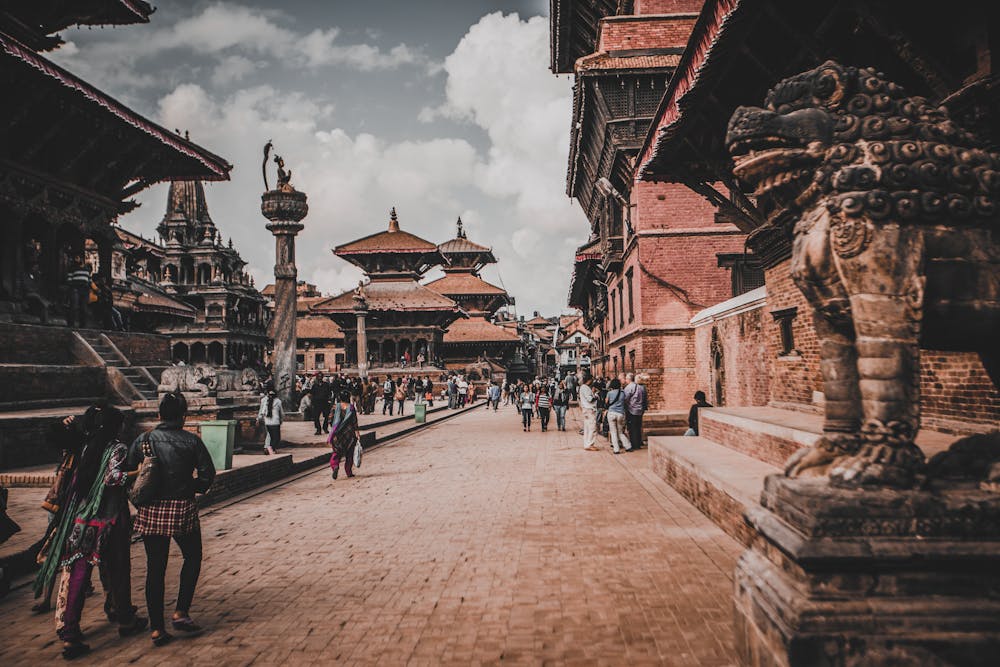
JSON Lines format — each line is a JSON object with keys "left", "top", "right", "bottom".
{"left": 261, "top": 188, "right": 307, "bottom": 408}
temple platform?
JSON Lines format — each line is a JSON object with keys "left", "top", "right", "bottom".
{"left": 649, "top": 406, "right": 966, "bottom": 545}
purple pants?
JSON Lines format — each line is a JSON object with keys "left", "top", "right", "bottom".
{"left": 330, "top": 445, "right": 355, "bottom": 476}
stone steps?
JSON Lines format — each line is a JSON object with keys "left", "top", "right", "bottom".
{"left": 649, "top": 435, "right": 776, "bottom": 546}
{"left": 651, "top": 406, "right": 966, "bottom": 546}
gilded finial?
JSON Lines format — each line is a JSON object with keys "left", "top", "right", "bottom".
{"left": 388, "top": 207, "right": 400, "bottom": 232}
{"left": 456, "top": 216, "right": 466, "bottom": 239}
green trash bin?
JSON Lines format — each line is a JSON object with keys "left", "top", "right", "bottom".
{"left": 414, "top": 403, "right": 427, "bottom": 424}
{"left": 200, "top": 420, "right": 236, "bottom": 471}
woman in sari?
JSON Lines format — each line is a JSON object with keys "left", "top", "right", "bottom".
{"left": 328, "top": 391, "right": 360, "bottom": 480}
{"left": 34, "top": 403, "right": 146, "bottom": 659}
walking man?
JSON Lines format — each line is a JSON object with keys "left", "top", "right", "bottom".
{"left": 579, "top": 374, "right": 599, "bottom": 451}
{"left": 382, "top": 375, "right": 395, "bottom": 416}
{"left": 487, "top": 381, "right": 501, "bottom": 411}
{"left": 623, "top": 372, "right": 648, "bottom": 451}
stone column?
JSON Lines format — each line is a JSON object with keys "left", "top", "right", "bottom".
{"left": 355, "top": 306, "right": 369, "bottom": 380}
{"left": 261, "top": 188, "right": 307, "bottom": 408}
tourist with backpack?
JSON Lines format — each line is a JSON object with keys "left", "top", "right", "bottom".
{"left": 126, "top": 392, "right": 215, "bottom": 647}
{"left": 382, "top": 375, "right": 395, "bottom": 415}
{"left": 394, "top": 379, "right": 406, "bottom": 416}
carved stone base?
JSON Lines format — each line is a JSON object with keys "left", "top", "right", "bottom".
{"left": 735, "top": 476, "right": 1000, "bottom": 666}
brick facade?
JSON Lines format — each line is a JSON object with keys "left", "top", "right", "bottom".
{"left": 634, "top": 0, "right": 705, "bottom": 15}
{"left": 691, "top": 259, "right": 1000, "bottom": 433}
{"left": 602, "top": 182, "right": 745, "bottom": 411}
{"left": 597, "top": 15, "right": 699, "bottom": 52}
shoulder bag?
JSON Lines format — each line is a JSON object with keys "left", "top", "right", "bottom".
{"left": 128, "top": 435, "right": 161, "bottom": 507}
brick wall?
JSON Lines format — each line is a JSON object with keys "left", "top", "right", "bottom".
{"left": 693, "top": 306, "right": 770, "bottom": 408}
{"left": 635, "top": 0, "right": 705, "bottom": 15}
{"left": 597, "top": 15, "right": 698, "bottom": 52}
{"left": 691, "top": 259, "right": 1000, "bottom": 432}
{"left": 105, "top": 331, "right": 171, "bottom": 365}
{"left": 0, "top": 322, "right": 77, "bottom": 364}
{"left": 762, "top": 262, "right": 822, "bottom": 408}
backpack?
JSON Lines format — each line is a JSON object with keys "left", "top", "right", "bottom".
{"left": 383, "top": 380, "right": 393, "bottom": 394}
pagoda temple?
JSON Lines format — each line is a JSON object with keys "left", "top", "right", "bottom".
{"left": 311, "top": 208, "right": 463, "bottom": 370}
{"left": 153, "top": 179, "right": 269, "bottom": 367}
{"left": 426, "top": 218, "right": 520, "bottom": 371}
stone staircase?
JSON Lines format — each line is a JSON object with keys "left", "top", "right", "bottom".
{"left": 76, "top": 330, "right": 158, "bottom": 401}
{"left": 649, "top": 406, "right": 962, "bottom": 546}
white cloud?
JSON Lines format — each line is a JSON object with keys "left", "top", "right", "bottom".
{"left": 106, "top": 9, "right": 587, "bottom": 316}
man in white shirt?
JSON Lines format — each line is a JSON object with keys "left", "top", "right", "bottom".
{"left": 578, "top": 374, "right": 599, "bottom": 451}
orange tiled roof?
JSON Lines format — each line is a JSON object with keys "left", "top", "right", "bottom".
{"left": 576, "top": 52, "right": 681, "bottom": 72}
{"left": 311, "top": 280, "right": 459, "bottom": 313}
{"left": 443, "top": 317, "right": 522, "bottom": 343}
{"left": 297, "top": 315, "right": 343, "bottom": 340}
{"left": 525, "top": 315, "right": 551, "bottom": 326}
{"left": 336, "top": 229, "right": 438, "bottom": 255}
{"left": 424, "top": 273, "right": 506, "bottom": 296}
{"left": 439, "top": 236, "right": 492, "bottom": 254}
{"left": 296, "top": 296, "right": 327, "bottom": 314}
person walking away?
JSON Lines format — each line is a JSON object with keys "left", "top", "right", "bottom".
{"left": 257, "top": 385, "right": 283, "bottom": 455}
{"left": 579, "top": 374, "right": 599, "bottom": 451}
{"left": 565, "top": 372, "right": 577, "bottom": 402}
{"left": 519, "top": 385, "right": 536, "bottom": 432}
{"left": 458, "top": 376, "right": 469, "bottom": 406}
{"left": 552, "top": 382, "right": 570, "bottom": 431}
{"left": 382, "top": 375, "right": 395, "bottom": 416}
{"left": 34, "top": 404, "right": 146, "bottom": 659}
{"left": 604, "top": 379, "right": 630, "bottom": 453}
{"left": 309, "top": 373, "right": 331, "bottom": 435}
{"left": 328, "top": 392, "right": 360, "bottom": 480}
{"left": 126, "top": 392, "right": 215, "bottom": 647}
{"left": 686, "top": 391, "right": 712, "bottom": 436}
{"left": 487, "top": 381, "right": 501, "bottom": 411}
{"left": 535, "top": 386, "right": 552, "bottom": 432}
{"left": 424, "top": 377, "right": 434, "bottom": 407}
{"left": 622, "top": 373, "right": 648, "bottom": 451}
{"left": 65, "top": 255, "right": 91, "bottom": 329}
{"left": 394, "top": 379, "right": 406, "bottom": 416}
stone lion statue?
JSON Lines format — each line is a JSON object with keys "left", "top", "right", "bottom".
{"left": 209, "top": 367, "right": 260, "bottom": 393}
{"left": 158, "top": 364, "right": 211, "bottom": 397}
{"left": 726, "top": 61, "right": 999, "bottom": 488}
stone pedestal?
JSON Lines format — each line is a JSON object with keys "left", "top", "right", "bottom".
{"left": 261, "top": 188, "right": 307, "bottom": 408}
{"left": 735, "top": 475, "right": 1000, "bottom": 666}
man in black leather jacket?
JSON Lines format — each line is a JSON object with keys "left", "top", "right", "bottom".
{"left": 126, "top": 392, "right": 215, "bottom": 646}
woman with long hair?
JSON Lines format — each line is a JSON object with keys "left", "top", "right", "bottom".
{"left": 35, "top": 403, "right": 146, "bottom": 659}
{"left": 257, "top": 384, "right": 284, "bottom": 455}
{"left": 328, "top": 391, "right": 360, "bottom": 480}
{"left": 519, "top": 384, "right": 536, "bottom": 432}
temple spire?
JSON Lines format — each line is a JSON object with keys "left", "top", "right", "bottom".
{"left": 388, "top": 207, "right": 400, "bottom": 232}
{"left": 456, "top": 216, "right": 466, "bottom": 239}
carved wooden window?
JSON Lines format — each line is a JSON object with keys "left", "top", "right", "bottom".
{"left": 629, "top": 348, "right": 636, "bottom": 371}
{"left": 610, "top": 291, "right": 617, "bottom": 331}
{"left": 771, "top": 307, "right": 798, "bottom": 356}
{"left": 626, "top": 268, "right": 634, "bottom": 323}
{"left": 618, "top": 284, "right": 624, "bottom": 328}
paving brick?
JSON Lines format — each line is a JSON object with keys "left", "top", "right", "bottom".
{"left": 0, "top": 406, "right": 740, "bottom": 665}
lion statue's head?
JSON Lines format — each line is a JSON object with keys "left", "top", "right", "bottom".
{"left": 726, "top": 60, "right": 999, "bottom": 227}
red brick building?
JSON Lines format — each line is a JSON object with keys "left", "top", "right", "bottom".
{"left": 637, "top": 0, "right": 999, "bottom": 434}
{"left": 552, "top": 0, "right": 750, "bottom": 412}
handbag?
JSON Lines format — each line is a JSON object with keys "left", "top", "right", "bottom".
{"left": 128, "top": 437, "right": 161, "bottom": 507}
{"left": 353, "top": 441, "right": 363, "bottom": 469}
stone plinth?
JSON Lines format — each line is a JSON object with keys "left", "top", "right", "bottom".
{"left": 735, "top": 475, "right": 1000, "bottom": 666}
{"left": 261, "top": 187, "right": 307, "bottom": 408}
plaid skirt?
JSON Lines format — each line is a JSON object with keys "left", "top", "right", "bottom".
{"left": 133, "top": 499, "right": 199, "bottom": 537}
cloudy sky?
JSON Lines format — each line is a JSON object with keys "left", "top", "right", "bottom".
{"left": 51, "top": 0, "right": 588, "bottom": 316}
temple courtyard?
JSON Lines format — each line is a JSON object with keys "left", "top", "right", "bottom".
{"left": 0, "top": 406, "right": 739, "bottom": 665}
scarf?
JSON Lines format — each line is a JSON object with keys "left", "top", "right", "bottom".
{"left": 327, "top": 403, "right": 358, "bottom": 456}
{"left": 34, "top": 445, "right": 115, "bottom": 597}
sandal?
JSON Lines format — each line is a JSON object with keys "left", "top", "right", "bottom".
{"left": 151, "top": 631, "right": 174, "bottom": 647}
{"left": 62, "top": 641, "right": 91, "bottom": 660}
{"left": 171, "top": 616, "right": 204, "bottom": 635}
{"left": 119, "top": 615, "right": 148, "bottom": 637}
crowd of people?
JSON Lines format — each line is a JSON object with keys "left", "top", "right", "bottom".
{"left": 498, "top": 370, "right": 715, "bottom": 453}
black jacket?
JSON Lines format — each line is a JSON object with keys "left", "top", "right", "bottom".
{"left": 126, "top": 422, "right": 216, "bottom": 500}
